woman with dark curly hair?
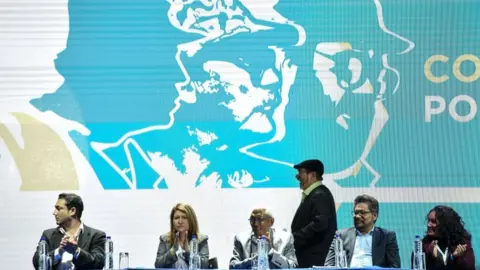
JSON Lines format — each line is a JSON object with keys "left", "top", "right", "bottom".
{"left": 419, "top": 205, "right": 475, "bottom": 269}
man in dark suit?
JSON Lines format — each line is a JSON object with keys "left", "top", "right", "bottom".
{"left": 32, "top": 193, "right": 106, "bottom": 270}
{"left": 290, "top": 159, "right": 337, "bottom": 268}
{"left": 325, "top": 194, "right": 401, "bottom": 268}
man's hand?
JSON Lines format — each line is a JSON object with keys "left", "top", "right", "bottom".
{"left": 264, "top": 231, "right": 273, "bottom": 251}
{"left": 59, "top": 235, "right": 69, "bottom": 253}
{"left": 249, "top": 253, "right": 258, "bottom": 266}
{"left": 63, "top": 237, "right": 78, "bottom": 254}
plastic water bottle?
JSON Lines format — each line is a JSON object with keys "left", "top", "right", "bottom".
{"left": 334, "top": 234, "right": 347, "bottom": 268}
{"left": 257, "top": 236, "right": 269, "bottom": 270}
{"left": 37, "top": 236, "right": 49, "bottom": 270}
{"left": 104, "top": 236, "right": 114, "bottom": 270}
{"left": 413, "top": 235, "right": 425, "bottom": 270}
{"left": 189, "top": 235, "right": 200, "bottom": 270}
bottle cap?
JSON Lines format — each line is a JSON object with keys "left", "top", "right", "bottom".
{"left": 415, "top": 235, "right": 421, "bottom": 238}
{"left": 192, "top": 235, "right": 197, "bottom": 239}
{"left": 40, "top": 236, "right": 46, "bottom": 241}
{"left": 107, "top": 236, "right": 111, "bottom": 239}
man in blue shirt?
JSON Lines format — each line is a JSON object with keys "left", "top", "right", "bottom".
{"left": 325, "top": 194, "right": 401, "bottom": 268}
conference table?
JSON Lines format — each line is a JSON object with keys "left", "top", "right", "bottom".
{"left": 120, "top": 268, "right": 410, "bottom": 270}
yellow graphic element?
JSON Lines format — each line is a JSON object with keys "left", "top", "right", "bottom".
{"left": 453, "top": 54, "right": 480, "bottom": 83}
{"left": 425, "top": 54, "right": 480, "bottom": 83}
{"left": 424, "top": 55, "right": 449, "bottom": 83}
{"left": 352, "top": 161, "right": 362, "bottom": 177}
{"left": 0, "top": 113, "right": 79, "bottom": 190}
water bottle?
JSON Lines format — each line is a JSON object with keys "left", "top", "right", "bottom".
{"left": 334, "top": 234, "right": 347, "bottom": 268}
{"left": 37, "top": 236, "right": 49, "bottom": 270}
{"left": 189, "top": 235, "right": 200, "bottom": 270}
{"left": 413, "top": 235, "right": 425, "bottom": 270}
{"left": 257, "top": 236, "right": 269, "bottom": 270}
{"left": 104, "top": 236, "right": 114, "bottom": 270}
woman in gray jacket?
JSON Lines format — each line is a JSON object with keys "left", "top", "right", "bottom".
{"left": 154, "top": 203, "right": 210, "bottom": 269}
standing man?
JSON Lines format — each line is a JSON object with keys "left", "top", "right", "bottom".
{"left": 32, "top": 193, "right": 106, "bottom": 270}
{"left": 324, "top": 195, "right": 401, "bottom": 268}
{"left": 290, "top": 159, "right": 337, "bottom": 267}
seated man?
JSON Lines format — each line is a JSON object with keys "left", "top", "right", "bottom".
{"left": 32, "top": 193, "right": 106, "bottom": 270}
{"left": 230, "top": 208, "right": 297, "bottom": 269}
{"left": 325, "top": 195, "right": 401, "bottom": 268}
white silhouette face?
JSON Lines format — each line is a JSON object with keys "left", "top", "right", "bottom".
{"left": 200, "top": 61, "right": 276, "bottom": 133}
{"left": 197, "top": 48, "right": 296, "bottom": 135}
{"left": 313, "top": 42, "right": 390, "bottom": 131}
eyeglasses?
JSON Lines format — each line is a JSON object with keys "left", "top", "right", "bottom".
{"left": 351, "top": 210, "right": 371, "bottom": 216}
{"left": 249, "top": 217, "right": 266, "bottom": 224}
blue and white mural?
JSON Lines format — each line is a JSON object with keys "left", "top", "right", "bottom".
{"left": 0, "top": 0, "right": 478, "bottom": 268}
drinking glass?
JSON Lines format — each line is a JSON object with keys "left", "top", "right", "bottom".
{"left": 119, "top": 252, "right": 129, "bottom": 269}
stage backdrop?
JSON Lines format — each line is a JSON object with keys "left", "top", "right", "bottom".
{"left": 0, "top": 0, "right": 479, "bottom": 268}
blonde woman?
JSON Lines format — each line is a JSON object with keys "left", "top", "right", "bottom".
{"left": 154, "top": 203, "right": 210, "bottom": 269}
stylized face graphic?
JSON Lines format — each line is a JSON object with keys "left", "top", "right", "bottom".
{"left": 201, "top": 61, "right": 277, "bottom": 132}
{"left": 314, "top": 43, "right": 387, "bottom": 131}
{"left": 312, "top": 40, "right": 413, "bottom": 180}
{"left": 297, "top": 0, "right": 415, "bottom": 178}
{"left": 166, "top": 0, "right": 300, "bottom": 145}
{"left": 196, "top": 48, "right": 296, "bottom": 137}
